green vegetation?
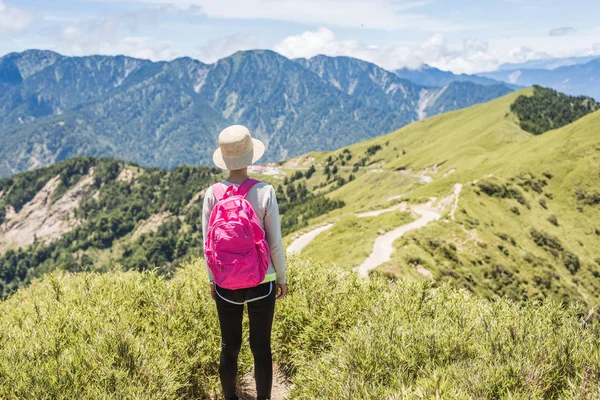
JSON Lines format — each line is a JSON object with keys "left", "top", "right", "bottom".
{"left": 277, "top": 182, "right": 345, "bottom": 236}
{"left": 302, "top": 211, "right": 414, "bottom": 269}
{"left": 511, "top": 85, "right": 599, "bottom": 135}
{"left": 0, "top": 159, "right": 220, "bottom": 297}
{"left": 1, "top": 257, "right": 599, "bottom": 399}
{"left": 285, "top": 89, "right": 600, "bottom": 307}
{"left": 0, "top": 157, "right": 345, "bottom": 298}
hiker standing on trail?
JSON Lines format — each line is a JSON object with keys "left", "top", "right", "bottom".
{"left": 203, "top": 125, "right": 287, "bottom": 400}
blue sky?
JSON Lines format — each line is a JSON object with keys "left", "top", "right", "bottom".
{"left": 0, "top": 0, "right": 598, "bottom": 73}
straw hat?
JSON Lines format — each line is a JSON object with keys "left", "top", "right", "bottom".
{"left": 212, "top": 125, "right": 265, "bottom": 170}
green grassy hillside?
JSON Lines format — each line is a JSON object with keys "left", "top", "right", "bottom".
{"left": 1, "top": 258, "right": 598, "bottom": 399}
{"left": 282, "top": 89, "right": 600, "bottom": 306}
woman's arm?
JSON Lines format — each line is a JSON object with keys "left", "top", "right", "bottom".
{"left": 202, "top": 189, "right": 216, "bottom": 284}
{"left": 264, "top": 186, "right": 287, "bottom": 285}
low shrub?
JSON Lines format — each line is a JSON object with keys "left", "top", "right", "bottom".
{"left": 2, "top": 258, "right": 599, "bottom": 399}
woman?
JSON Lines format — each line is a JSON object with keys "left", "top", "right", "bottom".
{"left": 202, "top": 125, "right": 287, "bottom": 400}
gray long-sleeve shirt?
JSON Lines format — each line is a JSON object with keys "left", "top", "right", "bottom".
{"left": 202, "top": 180, "right": 287, "bottom": 284}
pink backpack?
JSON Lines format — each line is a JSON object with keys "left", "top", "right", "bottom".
{"left": 204, "top": 179, "right": 271, "bottom": 289}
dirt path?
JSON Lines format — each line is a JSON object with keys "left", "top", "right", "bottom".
{"left": 355, "top": 202, "right": 408, "bottom": 218}
{"left": 286, "top": 183, "right": 462, "bottom": 276}
{"left": 450, "top": 183, "right": 463, "bottom": 220}
{"left": 357, "top": 202, "right": 441, "bottom": 277}
{"left": 240, "top": 365, "right": 291, "bottom": 400}
{"left": 286, "top": 224, "right": 334, "bottom": 255}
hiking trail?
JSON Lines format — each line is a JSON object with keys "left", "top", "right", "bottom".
{"left": 287, "top": 183, "right": 463, "bottom": 277}
{"left": 240, "top": 365, "right": 290, "bottom": 400}
{"left": 286, "top": 224, "right": 334, "bottom": 254}
{"left": 356, "top": 200, "right": 440, "bottom": 277}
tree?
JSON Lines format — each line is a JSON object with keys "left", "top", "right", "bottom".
{"left": 305, "top": 165, "right": 316, "bottom": 179}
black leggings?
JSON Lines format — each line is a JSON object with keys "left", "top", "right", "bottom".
{"left": 215, "top": 282, "right": 276, "bottom": 400}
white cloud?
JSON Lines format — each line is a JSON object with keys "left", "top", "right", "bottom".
{"left": 272, "top": 27, "right": 600, "bottom": 74}
{"left": 38, "top": 7, "right": 196, "bottom": 61}
{"left": 197, "top": 32, "right": 260, "bottom": 63}
{"left": 274, "top": 28, "right": 381, "bottom": 61}
{"left": 126, "top": 0, "right": 464, "bottom": 32}
{"left": 549, "top": 27, "right": 575, "bottom": 37}
{"left": 52, "top": 29, "right": 176, "bottom": 61}
{"left": 0, "top": 4, "right": 205, "bottom": 60}
{"left": 274, "top": 28, "right": 501, "bottom": 73}
{"left": 0, "top": 1, "right": 36, "bottom": 32}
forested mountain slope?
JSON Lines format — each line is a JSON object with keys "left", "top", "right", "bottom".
{"left": 0, "top": 50, "right": 514, "bottom": 178}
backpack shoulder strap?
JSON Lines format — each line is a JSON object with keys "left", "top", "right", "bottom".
{"left": 211, "top": 182, "right": 226, "bottom": 200}
{"left": 237, "top": 178, "right": 260, "bottom": 198}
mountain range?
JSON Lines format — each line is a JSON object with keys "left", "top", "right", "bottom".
{"left": 396, "top": 56, "right": 600, "bottom": 101}
{"left": 479, "top": 58, "right": 600, "bottom": 100}
{"left": 1, "top": 51, "right": 599, "bottom": 398}
{"left": 0, "top": 49, "right": 515, "bottom": 178}
{"left": 394, "top": 63, "right": 511, "bottom": 88}
{"left": 497, "top": 55, "right": 598, "bottom": 71}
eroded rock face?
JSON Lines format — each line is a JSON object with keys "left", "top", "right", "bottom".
{"left": 131, "top": 212, "right": 176, "bottom": 241}
{"left": 182, "top": 188, "right": 206, "bottom": 213}
{"left": 0, "top": 169, "right": 96, "bottom": 253}
{"left": 116, "top": 167, "right": 135, "bottom": 184}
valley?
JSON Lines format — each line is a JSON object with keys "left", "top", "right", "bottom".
{"left": 2, "top": 85, "right": 598, "bottom": 307}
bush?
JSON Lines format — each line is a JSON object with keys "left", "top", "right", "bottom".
{"left": 283, "top": 259, "right": 600, "bottom": 399}
{"left": 530, "top": 228, "right": 563, "bottom": 257}
{"left": 477, "top": 179, "right": 529, "bottom": 208}
{"left": 304, "top": 165, "right": 316, "bottom": 179}
{"left": 511, "top": 85, "right": 599, "bottom": 135}
{"left": 291, "top": 171, "right": 303, "bottom": 182}
{"left": 548, "top": 215, "right": 559, "bottom": 226}
{"left": 2, "top": 258, "right": 599, "bottom": 399}
{"left": 366, "top": 145, "right": 382, "bottom": 157}
{"left": 0, "top": 265, "right": 226, "bottom": 398}
{"left": 563, "top": 251, "right": 581, "bottom": 274}
{"left": 576, "top": 189, "right": 600, "bottom": 206}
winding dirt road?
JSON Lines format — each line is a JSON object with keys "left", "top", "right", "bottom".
{"left": 286, "top": 184, "right": 463, "bottom": 277}
{"left": 286, "top": 224, "right": 334, "bottom": 255}
{"left": 357, "top": 202, "right": 440, "bottom": 277}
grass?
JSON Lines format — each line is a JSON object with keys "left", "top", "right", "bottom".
{"left": 1, "top": 257, "right": 599, "bottom": 399}
{"left": 279, "top": 89, "right": 600, "bottom": 307}
{"left": 301, "top": 211, "right": 414, "bottom": 269}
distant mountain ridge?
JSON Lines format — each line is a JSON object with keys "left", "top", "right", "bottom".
{"left": 479, "top": 58, "right": 600, "bottom": 100}
{"left": 497, "top": 55, "right": 598, "bottom": 71}
{"left": 394, "top": 63, "right": 509, "bottom": 88}
{"left": 0, "top": 49, "right": 514, "bottom": 178}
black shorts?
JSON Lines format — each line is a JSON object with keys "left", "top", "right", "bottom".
{"left": 215, "top": 281, "right": 274, "bottom": 304}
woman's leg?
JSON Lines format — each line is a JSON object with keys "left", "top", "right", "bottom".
{"left": 247, "top": 282, "right": 276, "bottom": 399}
{"left": 215, "top": 294, "right": 244, "bottom": 399}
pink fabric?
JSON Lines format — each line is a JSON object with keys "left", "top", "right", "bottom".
{"left": 204, "top": 179, "right": 271, "bottom": 289}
